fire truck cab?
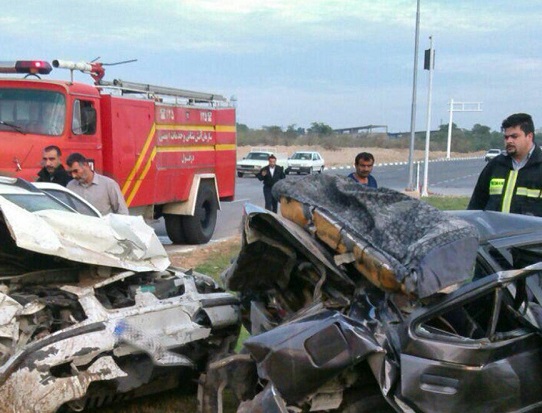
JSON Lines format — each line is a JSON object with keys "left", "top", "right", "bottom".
{"left": 0, "top": 60, "right": 236, "bottom": 244}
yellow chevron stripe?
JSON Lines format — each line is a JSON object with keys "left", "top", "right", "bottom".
{"left": 126, "top": 147, "right": 157, "bottom": 206}
{"left": 123, "top": 123, "right": 235, "bottom": 205}
{"left": 122, "top": 123, "right": 157, "bottom": 195}
{"left": 216, "top": 144, "right": 236, "bottom": 151}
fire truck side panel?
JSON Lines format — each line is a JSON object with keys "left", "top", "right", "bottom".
{"left": 151, "top": 103, "right": 236, "bottom": 203}
{"left": 100, "top": 96, "right": 236, "bottom": 209}
{"left": 214, "top": 108, "right": 236, "bottom": 200}
{"left": 100, "top": 95, "right": 159, "bottom": 208}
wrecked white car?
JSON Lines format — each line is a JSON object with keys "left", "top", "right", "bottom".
{"left": 0, "top": 177, "right": 240, "bottom": 412}
{"left": 200, "top": 174, "right": 542, "bottom": 413}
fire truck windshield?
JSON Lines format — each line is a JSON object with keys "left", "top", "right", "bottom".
{"left": 0, "top": 89, "right": 66, "bottom": 136}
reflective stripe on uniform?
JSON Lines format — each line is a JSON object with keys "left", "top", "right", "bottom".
{"left": 489, "top": 178, "right": 505, "bottom": 195}
{"left": 516, "top": 187, "right": 542, "bottom": 198}
{"left": 501, "top": 170, "right": 518, "bottom": 213}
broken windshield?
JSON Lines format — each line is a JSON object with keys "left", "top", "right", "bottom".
{"left": 0, "top": 89, "right": 66, "bottom": 136}
{"left": 2, "top": 193, "right": 74, "bottom": 213}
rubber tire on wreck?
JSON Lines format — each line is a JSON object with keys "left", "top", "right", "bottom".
{"left": 182, "top": 182, "right": 218, "bottom": 244}
{"left": 164, "top": 213, "right": 186, "bottom": 244}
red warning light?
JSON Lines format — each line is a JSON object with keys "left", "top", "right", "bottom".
{"left": 0, "top": 60, "right": 52, "bottom": 75}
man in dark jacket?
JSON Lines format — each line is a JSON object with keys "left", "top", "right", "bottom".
{"left": 36, "top": 145, "right": 72, "bottom": 186}
{"left": 468, "top": 113, "right": 542, "bottom": 216}
{"left": 256, "top": 154, "right": 286, "bottom": 212}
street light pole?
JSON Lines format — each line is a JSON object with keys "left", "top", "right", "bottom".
{"left": 407, "top": 0, "right": 421, "bottom": 191}
{"left": 422, "top": 35, "right": 434, "bottom": 197}
{"left": 446, "top": 98, "right": 454, "bottom": 159}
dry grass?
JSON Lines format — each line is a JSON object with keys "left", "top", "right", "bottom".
{"left": 238, "top": 145, "right": 484, "bottom": 167}
{"left": 169, "top": 236, "right": 241, "bottom": 276}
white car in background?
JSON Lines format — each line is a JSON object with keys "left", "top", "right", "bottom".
{"left": 484, "top": 148, "right": 504, "bottom": 162}
{"left": 286, "top": 151, "right": 325, "bottom": 175}
{"left": 236, "top": 148, "right": 288, "bottom": 177}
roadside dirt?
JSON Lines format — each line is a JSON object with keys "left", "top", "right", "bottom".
{"left": 238, "top": 145, "right": 484, "bottom": 167}
{"left": 169, "top": 236, "right": 241, "bottom": 269}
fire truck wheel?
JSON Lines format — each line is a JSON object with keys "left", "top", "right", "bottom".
{"left": 182, "top": 183, "right": 218, "bottom": 244}
{"left": 164, "top": 214, "right": 186, "bottom": 244}
{"left": 237, "top": 172, "right": 244, "bottom": 178}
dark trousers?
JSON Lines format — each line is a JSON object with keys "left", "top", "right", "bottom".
{"left": 263, "top": 186, "right": 278, "bottom": 212}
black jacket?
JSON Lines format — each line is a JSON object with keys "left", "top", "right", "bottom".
{"left": 256, "top": 165, "right": 286, "bottom": 188}
{"left": 36, "top": 164, "right": 72, "bottom": 187}
{"left": 468, "top": 145, "right": 542, "bottom": 216}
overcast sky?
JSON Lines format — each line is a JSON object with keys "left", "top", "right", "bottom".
{"left": 3, "top": 0, "right": 541, "bottom": 132}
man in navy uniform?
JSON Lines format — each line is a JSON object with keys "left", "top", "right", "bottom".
{"left": 468, "top": 113, "right": 542, "bottom": 216}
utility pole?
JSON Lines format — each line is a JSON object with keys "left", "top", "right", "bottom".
{"left": 407, "top": 0, "right": 421, "bottom": 191}
{"left": 446, "top": 100, "right": 482, "bottom": 158}
{"left": 422, "top": 36, "right": 434, "bottom": 197}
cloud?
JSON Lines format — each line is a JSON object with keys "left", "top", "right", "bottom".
{"left": 3, "top": 0, "right": 540, "bottom": 133}
{"left": 1, "top": 0, "right": 516, "bottom": 55}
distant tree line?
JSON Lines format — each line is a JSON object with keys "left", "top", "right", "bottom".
{"left": 237, "top": 121, "right": 542, "bottom": 152}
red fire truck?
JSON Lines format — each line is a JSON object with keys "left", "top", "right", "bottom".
{"left": 0, "top": 60, "right": 236, "bottom": 244}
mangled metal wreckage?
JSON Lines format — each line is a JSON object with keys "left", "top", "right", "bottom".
{"left": 202, "top": 174, "right": 542, "bottom": 413}
{"left": 0, "top": 196, "right": 240, "bottom": 412}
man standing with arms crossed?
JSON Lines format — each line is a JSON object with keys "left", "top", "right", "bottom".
{"left": 468, "top": 113, "right": 542, "bottom": 216}
{"left": 66, "top": 152, "right": 129, "bottom": 215}
{"left": 257, "top": 154, "right": 286, "bottom": 213}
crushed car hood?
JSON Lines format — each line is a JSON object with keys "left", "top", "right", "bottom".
{"left": 0, "top": 197, "right": 170, "bottom": 272}
{"left": 273, "top": 174, "right": 479, "bottom": 298}
{"left": 207, "top": 186, "right": 542, "bottom": 413}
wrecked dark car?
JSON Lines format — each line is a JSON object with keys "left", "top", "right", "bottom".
{"left": 201, "top": 174, "right": 542, "bottom": 413}
{"left": 0, "top": 177, "right": 240, "bottom": 412}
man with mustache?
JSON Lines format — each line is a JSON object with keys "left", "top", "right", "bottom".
{"left": 348, "top": 152, "right": 378, "bottom": 188}
{"left": 36, "top": 145, "right": 72, "bottom": 186}
{"left": 468, "top": 113, "right": 542, "bottom": 216}
{"left": 66, "top": 152, "right": 129, "bottom": 216}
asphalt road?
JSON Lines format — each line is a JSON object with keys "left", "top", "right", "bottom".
{"left": 162, "top": 157, "right": 487, "bottom": 252}
{"left": 334, "top": 156, "right": 485, "bottom": 195}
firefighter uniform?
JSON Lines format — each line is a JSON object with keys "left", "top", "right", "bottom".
{"left": 468, "top": 144, "right": 542, "bottom": 216}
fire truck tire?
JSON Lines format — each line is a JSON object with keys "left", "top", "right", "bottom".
{"left": 164, "top": 214, "right": 186, "bottom": 244}
{"left": 237, "top": 172, "right": 244, "bottom": 178}
{"left": 182, "top": 183, "right": 218, "bottom": 244}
